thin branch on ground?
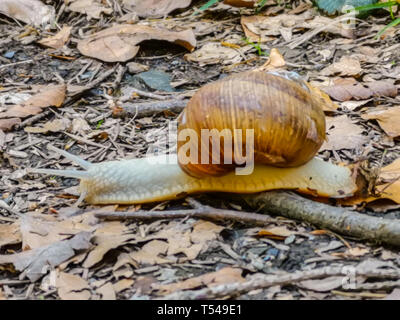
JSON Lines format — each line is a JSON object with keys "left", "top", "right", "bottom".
{"left": 159, "top": 266, "right": 400, "bottom": 299}
{"left": 242, "top": 191, "right": 400, "bottom": 247}
{"left": 94, "top": 197, "right": 278, "bottom": 225}
{"left": 121, "top": 99, "right": 188, "bottom": 117}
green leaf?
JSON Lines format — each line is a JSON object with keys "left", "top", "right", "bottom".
{"left": 375, "top": 17, "right": 400, "bottom": 38}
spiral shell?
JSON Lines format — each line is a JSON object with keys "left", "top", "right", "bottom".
{"left": 177, "top": 70, "right": 327, "bottom": 177}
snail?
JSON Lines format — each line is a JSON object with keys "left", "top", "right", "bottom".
{"left": 29, "top": 70, "right": 357, "bottom": 205}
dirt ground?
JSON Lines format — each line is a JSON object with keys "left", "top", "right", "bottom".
{"left": 1, "top": 0, "right": 400, "bottom": 300}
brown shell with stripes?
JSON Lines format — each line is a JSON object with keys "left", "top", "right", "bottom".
{"left": 177, "top": 70, "right": 327, "bottom": 177}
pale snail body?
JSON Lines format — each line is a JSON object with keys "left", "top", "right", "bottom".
{"left": 32, "top": 151, "right": 356, "bottom": 204}
{"left": 30, "top": 70, "right": 357, "bottom": 204}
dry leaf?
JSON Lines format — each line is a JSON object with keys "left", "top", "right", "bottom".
{"left": 299, "top": 276, "right": 345, "bottom": 292}
{"left": 0, "top": 118, "right": 20, "bottom": 132}
{"left": 361, "top": 106, "right": 400, "bottom": 138}
{"left": 66, "top": 0, "right": 112, "bottom": 19}
{"left": 113, "top": 279, "right": 135, "bottom": 293}
{"left": 321, "top": 56, "right": 362, "bottom": 77}
{"left": 224, "top": 0, "right": 257, "bottom": 7}
{"left": 57, "top": 272, "right": 91, "bottom": 300}
{"left": 240, "top": 12, "right": 352, "bottom": 43}
{"left": 155, "top": 267, "right": 245, "bottom": 295}
{"left": 19, "top": 213, "right": 93, "bottom": 250}
{"left": 0, "top": 84, "right": 66, "bottom": 120}
{"left": 96, "top": 283, "right": 116, "bottom": 300}
{"left": 38, "top": 26, "right": 72, "bottom": 49}
{"left": 0, "top": 221, "right": 21, "bottom": 248}
{"left": 0, "top": 0, "right": 54, "bottom": 27}
{"left": 184, "top": 42, "right": 241, "bottom": 66}
{"left": 24, "top": 118, "right": 71, "bottom": 134}
{"left": 0, "top": 232, "right": 92, "bottom": 281}
{"left": 346, "top": 247, "right": 370, "bottom": 257}
{"left": 340, "top": 158, "right": 400, "bottom": 205}
{"left": 322, "top": 80, "right": 397, "bottom": 101}
{"left": 77, "top": 24, "right": 196, "bottom": 62}
{"left": 258, "top": 48, "right": 285, "bottom": 71}
{"left": 122, "top": 0, "right": 191, "bottom": 18}
{"left": 320, "top": 115, "right": 368, "bottom": 151}
{"left": 257, "top": 226, "right": 296, "bottom": 240}
{"left": 130, "top": 240, "right": 171, "bottom": 265}
{"left": 383, "top": 288, "right": 400, "bottom": 300}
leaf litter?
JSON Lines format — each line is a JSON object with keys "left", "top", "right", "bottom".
{"left": 0, "top": 0, "right": 400, "bottom": 301}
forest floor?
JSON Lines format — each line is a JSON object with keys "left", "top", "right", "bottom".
{"left": 0, "top": 0, "right": 400, "bottom": 300}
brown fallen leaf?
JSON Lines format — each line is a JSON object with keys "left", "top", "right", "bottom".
{"left": 339, "top": 157, "right": 400, "bottom": 206}
{"left": 0, "top": 118, "right": 21, "bottom": 132}
{"left": 240, "top": 11, "right": 352, "bottom": 43}
{"left": 96, "top": 283, "right": 116, "bottom": 300}
{"left": 19, "top": 213, "right": 93, "bottom": 250}
{"left": 258, "top": 48, "right": 285, "bottom": 71}
{"left": 322, "top": 80, "right": 397, "bottom": 102}
{"left": 0, "top": 0, "right": 54, "bottom": 27}
{"left": 299, "top": 276, "right": 345, "bottom": 292}
{"left": 57, "top": 272, "right": 91, "bottom": 300}
{"left": 130, "top": 240, "right": 171, "bottom": 265}
{"left": 113, "top": 279, "right": 135, "bottom": 294}
{"left": 77, "top": 24, "right": 196, "bottom": 62}
{"left": 66, "top": 0, "right": 112, "bottom": 19}
{"left": 83, "top": 221, "right": 134, "bottom": 268}
{"left": 122, "top": 0, "right": 191, "bottom": 18}
{"left": 0, "top": 231, "right": 92, "bottom": 281}
{"left": 320, "top": 115, "right": 368, "bottom": 151}
{"left": 361, "top": 106, "right": 400, "bottom": 138}
{"left": 155, "top": 267, "right": 245, "bottom": 295}
{"left": 223, "top": 0, "right": 257, "bottom": 7}
{"left": 38, "top": 26, "right": 72, "bottom": 49}
{"left": 0, "top": 221, "right": 21, "bottom": 248}
{"left": 257, "top": 226, "right": 296, "bottom": 240}
{"left": 24, "top": 118, "right": 71, "bottom": 134}
{"left": 320, "top": 56, "right": 362, "bottom": 77}
{"left": 184, "top": 42, "right": 241, "bottom": 66}
{"left": 0, "top": 84, "right": 66, "bottom": 120}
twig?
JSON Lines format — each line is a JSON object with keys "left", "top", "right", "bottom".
{"left": 112, "top": 64, "right": 126, "bottom": 89}
{"left": 120, "top": 87, "right": 168, "bottom": 100}
{"left": 121, "top": 99, "right": 188, "bottom": 117}
{"left": 65, "top": 65, "right": 118, "bottom": 103}
{"left": 160, "top": 266, "right": 400, "bottom": 299}
{"left": 0, "top": 59, "right": 34, "bottom": 70}
{"left": 19, "top": 110, "right": 52, "bottom": 127}
{"left": 242, "top": 191, "right": 400, "bottom": 247}
{"left": 94, "top": 197, "right": 277, "bottom": 225}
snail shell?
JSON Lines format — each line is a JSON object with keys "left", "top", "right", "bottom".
{"left": 177, "top": 70, "right": 327, "bottom": 177}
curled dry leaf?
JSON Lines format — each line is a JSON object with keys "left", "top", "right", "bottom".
{"left": 77, "top": 25, "right": 196, "bottom": 62}
{"left": 0, "top": 0, "right": 54, "bottom": 27}
{"left": 0, "top": 84, "right": 66, "bottom": 120}
{"left": 66, "top": 0, "right": 112, "bottom": 20}
{"left": 37, "top": 26, "right": 72, "bottom": 49}
{"left": 154, "top": 267, "right": 245, "bottom": 295}
{"left": 122, "top": 0, "right": 191, "bottom": 18}
{"left": 320, "top": 56, "right": 362, "bottom": 77}
{"left": 361, "top": 106, "right": 400, "bottom": 138}
{"left": 320, "top": 115, "right": 368, "bottom": 151}
{"left": 258, "top": 48, "right": 285, "bottom": 71}
{"left": 322, "top": 80, "right": 397, "bottom": 101}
